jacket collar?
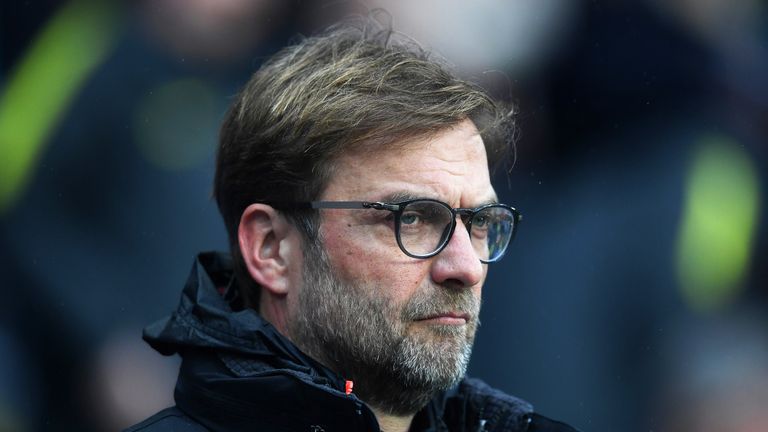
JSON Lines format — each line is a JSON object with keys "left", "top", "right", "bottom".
{"left": 144, "top": 252, "right": 332, "bottom": 378}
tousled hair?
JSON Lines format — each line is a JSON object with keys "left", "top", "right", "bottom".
{"left": 214, "top": 17, "right": 516, "bottom": 306}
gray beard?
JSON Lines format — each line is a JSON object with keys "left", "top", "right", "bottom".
{"left": 287, "top": 240, "right": 480, "bottom": 416}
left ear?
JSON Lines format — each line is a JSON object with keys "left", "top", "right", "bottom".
{"left": 237, "top": 204, "right": 300, "bottom": 297}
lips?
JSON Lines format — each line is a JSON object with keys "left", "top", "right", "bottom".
{"left": 416, "top": 311, "right": 471, "bottom": 324}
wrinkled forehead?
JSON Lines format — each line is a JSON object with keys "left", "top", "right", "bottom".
{"left": 321, "top": 120, "right": 495, "bottom": 205}
{"left": 342, "top": 120, "right": 490, "bottom": 163}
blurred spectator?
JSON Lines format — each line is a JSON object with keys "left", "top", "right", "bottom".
{"left": 656, "top": 310, "right": 768, "bottom": 431}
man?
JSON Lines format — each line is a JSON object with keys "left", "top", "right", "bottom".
{"left": 127, "top": 18, "right": 579, "bottom": 432}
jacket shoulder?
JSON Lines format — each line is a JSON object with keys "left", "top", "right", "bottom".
{"left": 124, "top": 407, "right": 208, "bottom": 432}
{"left": 526, "top": 413, "right": 582, "bottom": 431}
{"left": 458, "top": 377, "right": 581, "bottom": 432}
{"left": 458, "top": 376, "right": 532, "bottom": 430}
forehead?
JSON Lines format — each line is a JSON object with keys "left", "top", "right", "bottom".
{"left": 322, "top": 120, "right": 496, "bottom": 206}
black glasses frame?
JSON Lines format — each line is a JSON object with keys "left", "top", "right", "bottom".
{"left": 274, "top": 199, "right": 521, "bottom": 263}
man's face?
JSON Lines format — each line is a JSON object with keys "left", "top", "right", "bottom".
{"left": 288, "top": 120, "right": 495, "bottom": 414}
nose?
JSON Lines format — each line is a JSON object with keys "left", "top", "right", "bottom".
{"left": 430, "top": 222, "right": 485, "bottom": 289}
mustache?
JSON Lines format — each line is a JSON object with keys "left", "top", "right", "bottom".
{"left": 400, "top": 286, "right": 480, "bottom": 322}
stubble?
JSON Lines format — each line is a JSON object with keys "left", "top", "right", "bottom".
{"left": 288, "top": 240, "right": 480, "bottom": 416}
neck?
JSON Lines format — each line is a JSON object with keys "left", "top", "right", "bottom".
{"left": 371, "top": 407, "right": 414, "bottom": 432}
{"left": 258, "top": 291, "right": 290, "bottom": 335}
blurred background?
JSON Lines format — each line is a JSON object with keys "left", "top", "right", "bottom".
{"left": 1, "top": 1, "right": 766, "bottom": 431}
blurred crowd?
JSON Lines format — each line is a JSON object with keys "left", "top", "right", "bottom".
{"left": 1, "top": 1, "right": 766, "bottom": 431}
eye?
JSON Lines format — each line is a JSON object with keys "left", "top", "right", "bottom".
{"left": 399, "top": 200, "right": 450, "bottom": 232}
{"left": 400, "top": 212, "right": 421, "bottom": 225}
{"left": 472, "top": 214, "right": 489, "bottom": 228}
{"left": 472, "top": 210, "right": 493, "bottom": 229}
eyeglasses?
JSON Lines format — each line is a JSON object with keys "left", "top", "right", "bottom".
{"left": 278, "top": 199, "right": 521, "bottom": 263}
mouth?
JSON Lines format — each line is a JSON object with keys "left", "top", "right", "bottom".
{"left": 415, "top": 312, "right": 471, "bottom": 325}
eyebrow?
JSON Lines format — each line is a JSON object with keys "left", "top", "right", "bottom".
{"left": 377, "top": 191, "right": 500, "bottom": 208}
{"left": 379, "top": 191, "right": 424, "bottom": 203}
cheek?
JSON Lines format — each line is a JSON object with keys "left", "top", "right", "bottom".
{"left": 320, "top": 225, "right": 429, "bottom": 303}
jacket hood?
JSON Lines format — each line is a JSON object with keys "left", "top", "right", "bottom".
{"left": 143, "top": 251, "right": 337, "bottom": 383}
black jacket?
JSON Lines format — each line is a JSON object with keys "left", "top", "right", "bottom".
{"left": 126, "top": 252, "right": 579, "bottom": 432}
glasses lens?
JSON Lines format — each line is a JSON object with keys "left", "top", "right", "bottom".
{"left": 398, "top": 200, "right": 454, "bottom": 257}
{"left": 470, "top": 206, "right": 515, "bottom": 263}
